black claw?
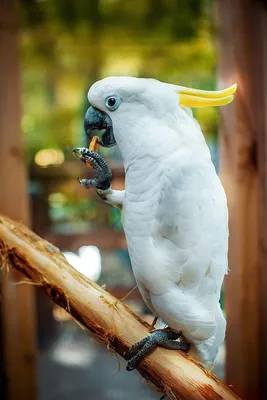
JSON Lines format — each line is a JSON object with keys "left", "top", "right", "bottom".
{"left": 73, "top": 148, "right": 112, "bottom": 191}
{"left": 180, "top": 343, "right": 190, "bottom": 353}
{"left": 126, "top": 363, "right": 136, "bottom": 372}
{"left": 125, "top": 337, "right": 148, "bottom": 361}
{"left": 126, "top": 329, "right": 190, "bottom": 372}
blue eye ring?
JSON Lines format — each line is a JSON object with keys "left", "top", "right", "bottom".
{"left": 105, "top": 95, "right": 121, "bottom": 111}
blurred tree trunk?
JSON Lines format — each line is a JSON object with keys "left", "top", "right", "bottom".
{"left": 0, "top": 1, "right": 37, "bottom": 399}
{"left": 216, "top": 0, "right": 267, "bottom": 399}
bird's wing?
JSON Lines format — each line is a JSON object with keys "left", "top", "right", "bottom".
{"left": 155, "top": 151, "right": 228, "bottom": 306}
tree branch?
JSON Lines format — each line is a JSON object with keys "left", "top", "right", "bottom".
{"left": 0, "top": 215, "right": 240, "bottom": 400}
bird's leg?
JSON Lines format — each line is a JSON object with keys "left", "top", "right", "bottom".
{"left": 149, "top": 316, "right": 158, "bottom": 332}
{"left": 98, "top": 188, "right": 125, "bottom": 210}
{"left": 126, "top": 328, "right": 190, "bottom": 371}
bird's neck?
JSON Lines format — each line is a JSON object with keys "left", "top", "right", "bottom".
{"left": 115, "top": 120, "right": 181, "bottom": 171}
{"left": 114, "top": 111, "right": 210, "bottom": 172}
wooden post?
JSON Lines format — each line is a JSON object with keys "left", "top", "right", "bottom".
{"left": 0, "top": 0, "right": 37, "bottom": 399}
{"left": 216, "top": 1, "right": 267, "bottom": 398}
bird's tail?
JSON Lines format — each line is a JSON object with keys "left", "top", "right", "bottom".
{"left": 189, "top": 304, "right": 226, "bottom": 368}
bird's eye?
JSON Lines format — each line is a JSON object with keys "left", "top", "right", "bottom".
{"left": 105, "top": 95, "right": 121, "bottom": 111}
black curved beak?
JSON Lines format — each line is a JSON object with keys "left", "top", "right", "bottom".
{"left": 84, "top": 106, "right": 116, "bottom": 148}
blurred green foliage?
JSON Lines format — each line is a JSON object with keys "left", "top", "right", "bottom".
{"left": 20, "top": 0, "right": 217, "bottom": 163}
{"left": 20, "top": 0, "right": 218, "bottom": 231}
{"left": 48, "top": 185, "right": 123, "bottom": 230}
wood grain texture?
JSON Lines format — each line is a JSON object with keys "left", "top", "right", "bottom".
{"left": 0, "top": 215, "right": 240, "bottom": 400}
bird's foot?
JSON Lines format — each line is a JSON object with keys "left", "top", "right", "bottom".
{"left": 126, "top": 328, "right": 190, "bottom": 371}
{"left": 73, "top": 147, "right": 112, "bottom": 192}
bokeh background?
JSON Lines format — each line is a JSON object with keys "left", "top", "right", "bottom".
{"left": 23, "top": 1, "right": 221, "bottom": 398}
{"left": 1, "top": 0, "right": 266, "bottom": 399}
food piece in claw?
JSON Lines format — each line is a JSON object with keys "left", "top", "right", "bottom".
{"left": 86, "top": 135, "right": 99, "bottom": 168}
{"left": 72, "top": 139, "right": 112, "bottom": 192}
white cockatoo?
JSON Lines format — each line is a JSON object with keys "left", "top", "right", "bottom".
{"left": 73, "top": 77, "right": 236, "bottom": 370}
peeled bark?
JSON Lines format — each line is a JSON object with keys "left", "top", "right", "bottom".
{"left": 0, "top": 214, "right": 240, "bottom": 400}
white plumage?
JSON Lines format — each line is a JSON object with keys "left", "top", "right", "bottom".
{"left": 87, "top": 76, "right": 233, "bottom": 366}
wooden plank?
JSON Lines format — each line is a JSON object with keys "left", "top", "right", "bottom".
{"left": 0, "top": 0, "right": 37, "bottom": 399}
{"left": 215, "top": 1, "right": 267, "bottom": 398}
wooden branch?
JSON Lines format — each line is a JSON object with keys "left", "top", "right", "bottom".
{"left": 0, "top": 215, "right": 240, "bottom": 400}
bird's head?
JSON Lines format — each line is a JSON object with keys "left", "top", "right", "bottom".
{"left": 85, "top": 76, "right": 236, "bottom": 160}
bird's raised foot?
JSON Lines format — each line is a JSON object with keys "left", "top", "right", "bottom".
{"left": 73, "top": 147, "right": 112, "bottom": 191}
{"left": 125, "top": 328, "right": 190, "bottom": 371}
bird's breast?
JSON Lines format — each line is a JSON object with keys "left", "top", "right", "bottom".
{"left": 121, "top": 166, "right": 178, "bottom": 293}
